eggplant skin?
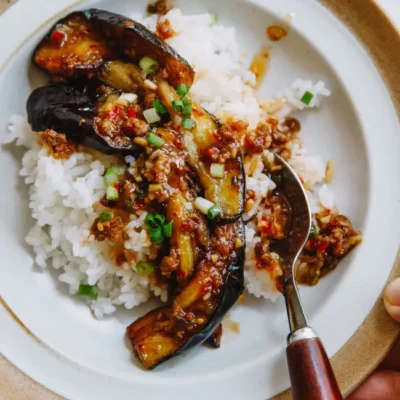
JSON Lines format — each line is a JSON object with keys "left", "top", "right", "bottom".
{"left": 26, "top": 79, "right": 124, "bottom": 154}
{"left": 126, "top": 219, "right": 245, "bottom": 369}
{"left": 84, "top": 9, "right": 195, "bottom": 87}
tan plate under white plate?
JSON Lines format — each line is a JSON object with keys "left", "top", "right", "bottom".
{"left": 0, "top": 0, "right": 399, "bottom": 399}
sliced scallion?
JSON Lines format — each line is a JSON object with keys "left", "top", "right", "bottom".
{"left": 300, "top": 91, "right": 313, "bottom": 105}
{"left": 103, "top": 167, "right": 119, "bottom": 187}
{"left": 182, "top": 118, "right": 195, "bottom": 130}
{"left": 139, "top": 56, "right": 159, "bottom": 74}
{"left": 309, "top": 224, "right": 318, "bottom": 239}
{"left": 146, "top": 131, "right": 165, "bottom": 148}
{"left": 119, "top": 93, "right": 138, "bottom": 103}
{"left": 182, "top": 105, "right": 192, "bottom": 117}
{"left": 106, "top": 186, "right": 119, "bottom": 201}
{"left": 162, "top": 221, "right": 173, "bottom": 238}
{"left": 99, "top": 212, "right": 114, "bottom": 222}
{"left": 172, "top": 99, "right": 184, "bottom": 111}
{"left": 210, "top": 13, "right": 218, "bottom": 26}
{"left": 194, "top": 197, "right": 215, "bottom": 215}
{"left": 145, "top": 213, "right": 165, "bottom": 229}
{"left": 176, "top": 83, "right": 189, "bottom": 98}
{"left": 136, "top": 261, "right": 155, "bottom": 275}
{"left": 207, "top": 204, "right": 221, "bottom": 220}
{"left": 144, "top": 108, "right": 161, "bottom": 124}
{"left": 150, "top": 227, "right": 163, "bottom": 243}
{"left": 152, "top": 99, "right": 168, "bottom": 115}
{"left": 210, "top": 163, "right": 225, "bottom": 178}
{"left": 77, "top": 284, "right": 98, "bottom": 300}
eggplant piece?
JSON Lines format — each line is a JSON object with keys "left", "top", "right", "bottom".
{"left": 33, "top": 12, "right": 111, "bottom": 80}
{"left": 158, "top": 81, "right": 245, "bottom": 222}
{"left": 100, "top": 60, "right": 144, "bottom": 93}
{"left": 207, "top": 324, "right": 223, "bottom": 348}
{"left": 26, "top": 79, "right": 136, "bottom": 154}
{"left": 126, "top": 219, "right": 245, "bottom": 369}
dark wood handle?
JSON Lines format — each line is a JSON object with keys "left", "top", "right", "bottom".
{"left": 286, "top": 337, "right": 343, "bottom": 400}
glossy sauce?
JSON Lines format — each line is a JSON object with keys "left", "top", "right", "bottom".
{"left": 267, "top": 25, "right": 288, "bottom": 42}
{"left": 249, "top": 46, "right": 270, "bottom": 88}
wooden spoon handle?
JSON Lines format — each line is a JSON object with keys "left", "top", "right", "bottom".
{"left": 286, "top": 337, "right": 343, "bottom": 400}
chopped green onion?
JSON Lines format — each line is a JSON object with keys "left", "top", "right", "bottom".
{"left": 139, "top": 56, "right": 159, "bottom": 74}
{"left": 145, "top": 213, "right": 165, "bottom": 229}
{"left": 106, "top": 186, "right": 119, "bottom": 201}
{"left": 172, "top": 99, "right": 184, "bottom": 111}
{"left": 182, "top": 97, "right": 192, "bottom": 106}
{"left": 146, "top": 131, "right": 165, "bottom": 148}
{"left": 150, "top": 227, "right": 164, "bottom": 243}
{"left": 182, "top": 118, "right": 195, "bottom": 130}
{"left": 210, "top": 163, "right": 225, "bottom": 178}
{"left": 162, "top": 221, "right": 173, "bottom": 238}
{"left": 210, "top": 13, "right": 218, "bottom": 26}
{"left": 152, "top": 99, "right": 168, "bottom": 115}
{"left": 309, "top": 224, "right": 318, "bottom": 239}
{"left": 119, "top": 93, "right": 138, "bottom": 103}
{"left": 207, "top": 204, "right": 221, "bottom": 220}
{"left": 103, "top": 167, "right": 120, "bottom": 186}
{"left": 194, "top": 197, "right": 215, "bottom": 215}
{"left": 99, "top": 212, "right": 114, "bottom": 222}
{"left": 300, "top": 91, "right": 314, "bottom": 105}
{"left": 143, "top": 108, "right": 161, "bottom": 124}
{"left": 176, "top": 83, "right": 189, "bottom": 97}
{"left": 77, "top": 284, "right": 98, "bottom": 300}
{"left": 182, "top": 105, "right": 192, "bottom": 117}
{"left": 136, "top": 261, "right": 155, "bottom": 275}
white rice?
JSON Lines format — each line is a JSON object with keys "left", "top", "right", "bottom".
{"left": 5, "top": 8, "right": 335, "bottom": 316}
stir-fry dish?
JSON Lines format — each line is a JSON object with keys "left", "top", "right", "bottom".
{"left": 20, "top": 4, "right": 361, "bottom": 369}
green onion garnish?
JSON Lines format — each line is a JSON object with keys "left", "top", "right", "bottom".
{"left": 143, "top": 108, "right": 161, "bottom": 124}
{"left": 207, "top": 204, "right": 221, "bottom": 220}
{"left": 182, "top": 118, "right": 195, "bottom": 130}
{"left": 162, "top": 221, "right": 173, "bottom": 238}
{"left": 210, "top": 163, "right": 225, "bottom": 178}
{"left": 77, "top": 284, "right": 98, "bottom": 300}
{"left": 139, "top": 56, "right": 159, "bottom": 74}
{"left": 309, "top": 224, "right": 318, "bottom": 239}
{"left": 210, "top": 13, "right": 218, "bottom": 26}
{"left": 106, "top": 186, "right": 119, "bottom": 201}
{"left": 300, "top": 91, "right": 314, "bottom": 105}
{"left": 172, "top": 99, "right": 184, "bottom": 111}
{"left": 194, "top": 197, "right": 214, "bottom": 215}
{"left": 176, "top": 83, "right": 189, "bottom": 97}
{"left": 136, "top": 261, "right": 155, "bottom": 275}
{"left": 99, "top": 212, "right": 114, "bottom": 222}
{"left": 150, "top": 227, "right": 164, "bottom": 243}
{"left": 182, "top": 105, "right": 192, "bottom": 117}
{"left": 103, "top": 167, "right": 119, "bottom": 186}
{"left": 145, "top": 213, "right": 165, "bottom": 229}
{"left": 152, "top": 99, "right": 168, "bottom": 115}
{"left": 146, "top": 132, "right": 165, "bottom": 148}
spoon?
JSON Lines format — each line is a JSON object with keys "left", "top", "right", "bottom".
{"left": 271, "top": 153, "right": 343, "bottom": 400}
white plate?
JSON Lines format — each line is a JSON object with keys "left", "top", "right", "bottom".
{"left": 0, "top": 0, "right": 399, "bottom": 399}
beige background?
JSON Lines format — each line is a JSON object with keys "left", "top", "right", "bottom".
{"left": 0, "top": 0, "right": 399, "bottom": 400}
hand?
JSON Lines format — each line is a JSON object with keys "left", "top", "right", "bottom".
{"left": 347, "top": 278, "right": 400, "bottom": 399}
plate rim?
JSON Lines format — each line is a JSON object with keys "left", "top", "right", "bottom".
{"left": 0, "top": 0, "right": 399, "bottom": 399}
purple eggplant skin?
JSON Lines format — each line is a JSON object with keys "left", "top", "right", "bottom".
{"left": 26, "top": 79, "right": 137, "bottom": 155}
{"left": 84, "top": 9, "right": 195, "bottom": 87}
{"left": 173, "top": 219, "right": 245, "bottom": 359}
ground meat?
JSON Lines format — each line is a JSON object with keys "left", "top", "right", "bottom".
{"left": 160, "top": 247, "right": 180, "bottom": 277}
{"left": 91, "top": 217, "right": 125, "bottom": 243}
{"left": 245, "top": 122, "right": 273, "bottom": 154}
{"left": 297, "top": 214, "right": 361, "bottom": 285}
{"left": 269, "top": 117, "right": 301, "bottom": 157}
{"left": 147, "top": 0, "right": 172, "bottom": 15}
{"left": 122, "top": 117, "right": 150, "bottom": 136}
{"left": 156, "top": 19, "right": 175, "bottom": 40}
{"left": 258, "top": 194, "right": 291, "bottom": 240}
{"left": 143, "top": 91, "right": 157, "bottom": 109}
{"left": 38, "top": 129, "right": 77, "bottom": 159}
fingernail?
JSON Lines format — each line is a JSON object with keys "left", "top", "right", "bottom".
{"left": 384, "top": 278, "right": 400, "bottom": 306}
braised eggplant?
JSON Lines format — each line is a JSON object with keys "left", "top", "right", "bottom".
{"left": 84, "top": 9, "right": 194, "bottom": 87}
{"left": 33, "top": 12, "right": 111, "bottom": 80}
{"left": 34, "top": 10, "right": 194, "bottom": 87}
{"left": 126, "top": 219, "right": 245, "bottom": 369}
{"left": 158, "top": 81, "right": 245, "bottom": 222}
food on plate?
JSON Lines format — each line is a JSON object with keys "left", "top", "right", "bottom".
{"left": 6, "top": 3, "right": 361, "bottom": 369}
